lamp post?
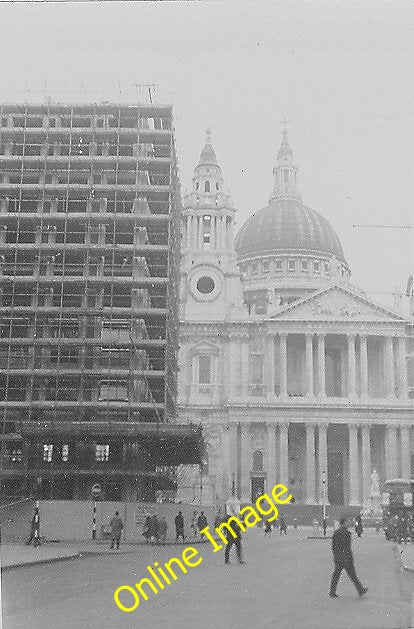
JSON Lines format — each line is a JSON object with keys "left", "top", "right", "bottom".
{"left": 322, "top": 470, "right": 327, "bottom": 536}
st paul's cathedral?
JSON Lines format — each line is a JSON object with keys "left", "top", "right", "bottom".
{"left": 177, "top": 127, "right": 413, "bottom": 508}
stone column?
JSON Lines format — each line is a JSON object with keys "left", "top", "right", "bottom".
{"left": 305, "top": 423, "right": 316, "bottom": 504}
{"left": 219, "top": 215, "right": 225, "bottom": 249}
{"left": 348, "top": 423, "right": 360, "bottom": 505}
{"left": 266, "top": 334, "right": 276, "bottom": 400}
{"left": 210, "top": 216, "right": 215, "bottom": 249}
{"left": 279, "top": 423, "right": 289, "bottom": 487}
{"left": 317, "top": 334, "right": 326, "bottom": 398}
{"left": 360, "top": 335, "right": 368, "bottom": 399}
{"left": 279, "top": 333, "right": 288, "bottom": 399}
{"left": 186, "top": 215, "right": 191, "bottom": 249}
{"left": 386, "top": 425, "right": 398, "bottom": 479}
{"left": 228, "top": 335, "right": 238, "bottom": 400}
{"left": 318, "top": 424, "right": 329, "bottom": 505}
{"left": 197, "top": 215, "right": 203, "bottom": 249}
{"left": 397, "top": 336, "right": 408, "bottom": 399}
{"left": 400, "top": 425, "right": 411, "bottom": 480}
{"left": 384, "top": 336, "right": 396, "bottom": 399}
{"left": 241, "top": 336, "right": 249, "bottom": 398}
{"left": 240, "top": 423, "right": 250, "bottom": 501}
{"left": 228, "top": 423, "right": 238, "bottom": 494}
{"left": 267, "top": 423, "right": 277, "bottom": 492}
{"left": 221, "top": 425, "right": 231, "bottom": 499}
{"left": 305, "top": 334, "right": 314, "bottom": 398}
{"left": 347, "top": 334, "right": 356, "bottom": 399}
{"left": 361, "top": 424, "right": 371, "bottom": 507}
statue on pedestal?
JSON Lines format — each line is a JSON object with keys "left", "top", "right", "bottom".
{"left": 370, "top": 470, "right": 380, "bottom": 496}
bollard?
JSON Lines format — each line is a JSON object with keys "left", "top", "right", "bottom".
{"left": 33, "top": 501, "right": 41, "bottom": 547}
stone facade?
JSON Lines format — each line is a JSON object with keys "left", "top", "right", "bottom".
{"left": 177, "top": 128, "right": 413, "bottom": 507}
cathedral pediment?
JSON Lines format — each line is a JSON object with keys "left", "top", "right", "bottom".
{"left": 268, "top": 285, "right": 406, "bottom": 322}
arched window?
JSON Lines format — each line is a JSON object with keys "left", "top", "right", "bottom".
{"left": 252, "top": 450, "right": 263, "bottom": 471}
{"left": 215, "top": 182, "right": 219, "bottom": 191}
{"left": 204, "top": 180, "right": 210, "bottom": 192}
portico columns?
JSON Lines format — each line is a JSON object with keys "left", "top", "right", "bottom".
{"left": 386, "top": 425, "right": 398, "bottom": 480}
{"left": 360, "top": 335, "right": 368, "bottom": 399}
{"left": 397, "top": 337, "right": 408, "bottom": 399}
{"left": 348, "top": 423, "right": 360, "bottom": 505}
{"left": 400, "top": 425, "right": 411, "bottom": 480}
{"left": 267, "top": 423, "right": 277, "bottom": 492}
{"left": 384, "top": 336, "right": 396, "bottom": 399}
{"left": 305, "top": 423, "right": 316, "bottom": 503}
{"left": 279, "top": 334, "right": 288, "bottom": 398}
{"left": 361, "top": 424, "right": 371, "bottom": 507}
{"left": 317, "top": 334, "right": 326, "bottom": 398}
{"left": 240, "top": 423, "right": 250, "bottom": 502}
{"left": 347, "top": 334, "right": 356, "bottom": 399}
{"left": 305, "top": 334, "right": 314, "bottom": 398}
{"left": 279, "top": 423, "right": 289, "bottom": 487}
{"left": 318, "top": 424, "right": 329, "bottom": 505}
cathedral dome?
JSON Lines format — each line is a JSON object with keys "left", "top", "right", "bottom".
{"left": 235, "top": 198, "right": 346, "bottom": 263}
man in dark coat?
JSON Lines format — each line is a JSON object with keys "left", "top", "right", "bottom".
{"left": 197, "top": 511, "right": 208, "bottom": 537}
{"left": 175, "top": 511, "right": 185, "bottom": 542}
{"left": 329, "top": 517, "right": 368, "bottom": 598}
{"left": 110, "top": 511, "right": 123, "bottom": 549}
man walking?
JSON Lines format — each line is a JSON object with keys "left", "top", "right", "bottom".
{"left": 329, "top": 517, "right": 368, "bottom": 598}
{"left": 224, "top": 491, "right": 245, "bottom": 565}
{"left": 175, "top": 511, "right": 185, "bottom": 542}
{"left": 110, "top": 511, "right": 123, "bottom": 549}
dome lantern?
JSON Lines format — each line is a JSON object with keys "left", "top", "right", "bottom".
{"left": 270, "top": 120, "right": 301, "bottom": 202}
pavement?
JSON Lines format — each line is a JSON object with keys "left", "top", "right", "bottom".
{"left": 2, "top": 527, "right": 413, "bottom": 629}
{"left": 0, "top": 541, "right": 139, "bottom": 569}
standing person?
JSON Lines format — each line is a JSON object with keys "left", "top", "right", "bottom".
{"left": 175, "top": 511, "right": 185, "bottom": 542}
{"left": 110, "top": 511, "right": 124, "bottom": 550}
{"left": 355, "top": 514, "right": 363, "bottom": 538}
{"left": 158, "top": 517, "right": 168, "bottom": 544}
{"left": 26, "top": 514, "right": 38, "bottom": 546}
{"left": 264, "top": 520, "right": 272, "bottom": 536}
{"left": 142, "top": 514, "right": 151, "bottom": 543}
{"left": 191, "top": 510, "right": 199, "bottom": 539}
{"left": 329, "top": 517, "right": 368, "bottom": 598}
{"left": 279, "top": 513, "right": 287, "bottom": 535}
{"left": 149, "top": 513, "right": 159, "bottom": 544}
{"left": 224, "top": 491, "right": 245, "bottom": 565}
{"left": 197, "top": 511, "right": 208, "bottom": 539}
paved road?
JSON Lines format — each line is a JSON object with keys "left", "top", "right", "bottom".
{"left": 2, "top": 529, "right": 413, "bottom": 629}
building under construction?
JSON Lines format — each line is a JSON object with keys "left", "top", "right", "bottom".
{"left": 0, "top": 102, "right": 202, "bottom": 502}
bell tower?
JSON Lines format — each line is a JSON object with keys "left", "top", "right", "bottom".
{"left": 180, "top": 129, "right": 244, "bottom": 320}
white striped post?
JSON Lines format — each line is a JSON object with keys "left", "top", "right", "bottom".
{"left": 92, "top": 500, "right": 97, "bottom": 540}
{"left": 34, "top": 501, "right": 41, "bottom": 547}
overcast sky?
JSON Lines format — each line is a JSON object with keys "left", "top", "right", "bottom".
{"left": 0, "top": 1, "right": 413, "bottom": 309}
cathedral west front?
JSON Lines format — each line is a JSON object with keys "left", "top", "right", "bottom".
{"left": 177, "top": 126, "right": 413, "bottom": 508}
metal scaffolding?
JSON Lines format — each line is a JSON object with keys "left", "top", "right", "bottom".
{"left": 0, "top": 102, "right": 201, "bottom": 502}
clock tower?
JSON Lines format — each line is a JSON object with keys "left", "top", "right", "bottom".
{"left": 180, "top": 129, "right": 244, "bottom": 320}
